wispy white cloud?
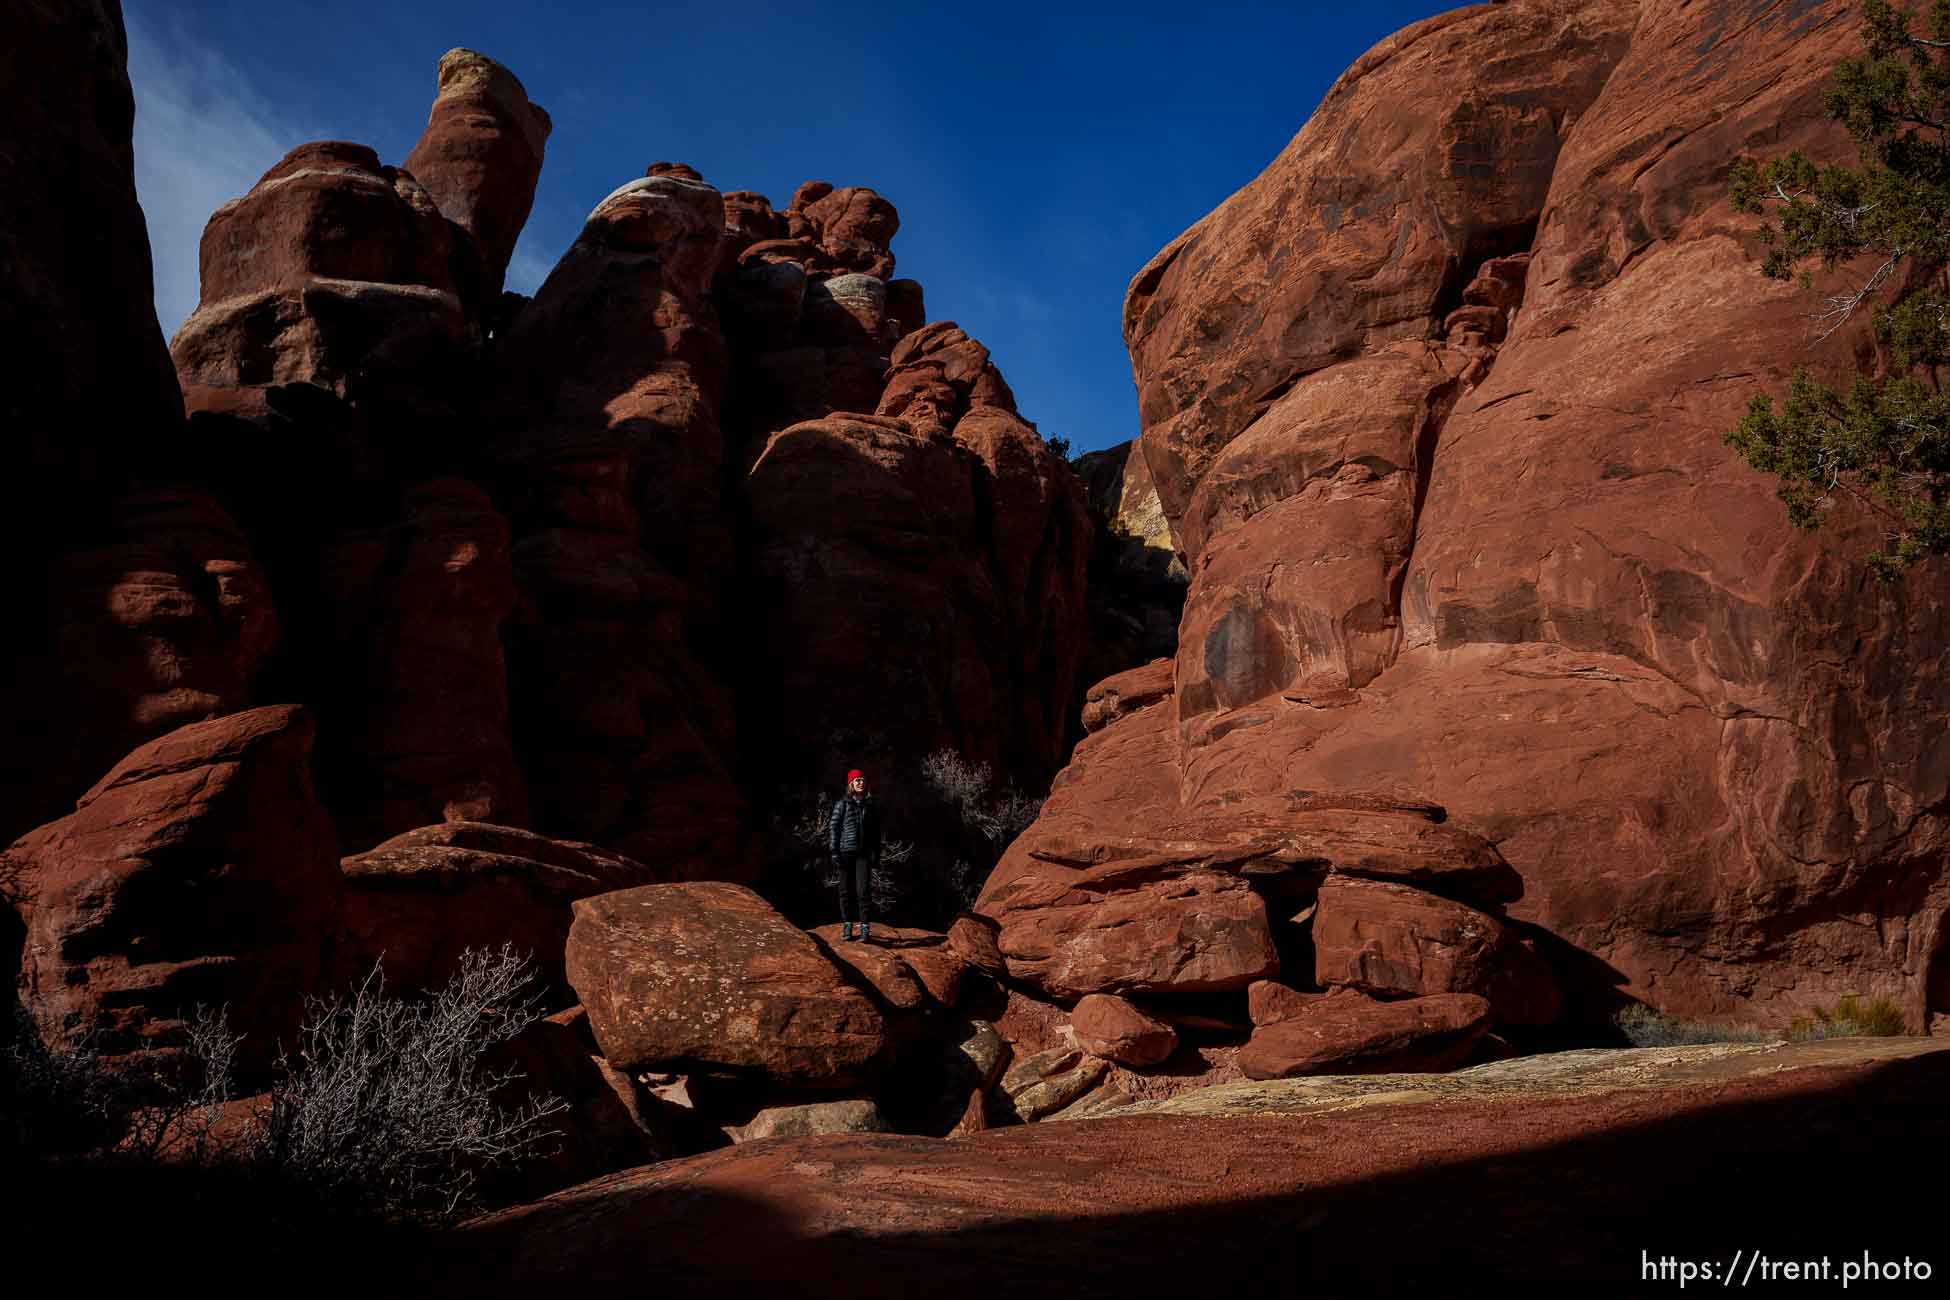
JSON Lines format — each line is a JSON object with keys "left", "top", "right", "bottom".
{"left": 967, "top": 281, "right": 1057, "bottom": 327}
{"left": 126, "top": 8, "right": 318, "bottom": 337}
{"left": 504, "top": 233, "right": 559, "bottom": 298}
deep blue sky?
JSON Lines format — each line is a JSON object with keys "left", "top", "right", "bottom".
{"left": 128, "top": 0, "right": 1446, "bottom": 454}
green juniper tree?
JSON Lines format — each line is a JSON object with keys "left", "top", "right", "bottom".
{"left": 1727, "top": 0, "right": 1950, "bottom": 578}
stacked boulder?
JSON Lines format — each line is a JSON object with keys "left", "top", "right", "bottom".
{"left": 562, "top": 882, "right": 996, "bottom": 1142}
{"left": 958, "top": 769, "right": 1558, "bottom": 1107}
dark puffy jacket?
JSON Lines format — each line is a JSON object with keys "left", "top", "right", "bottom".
{"left": 829, "top": 793, "right": 882, "bottom": 860}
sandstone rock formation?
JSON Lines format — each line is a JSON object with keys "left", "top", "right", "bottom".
{"left": 564, "top": 883, "right": 886, "bottom": 1085}
{"left": 16, "top": 5, "right": 1949, "bottom": 1249}
{"left": 1236, "top": 987, "right": 1492, "bottom": 1079}
{"left": 166, "top": 124, "right": 527, "bottom": 856}
{"left": 725, "top": 1096, "right": 892, "bottom": 1143}
{"left": 742, "top": 320, "right": 1091, "bottom": 803}
{"left": 1074, "top": 439, "right": 1188, "bottom": 689}
{"left": 998, "top": 0, "right": 1950, "bottom": 1033}
{"left": 808, "top": 923, "right": 967, "bottom": 1009}
{"left": 5, "top": 706, "right": 340, "bottom": 1074}
{"left": 46, "top": 490, "right": 277, "bottom": 817}
{"left": 488, "top": 171, "right": 750, "bottom": 874}
{"left": 171, "top": 140, "right": 478, "bottom": 427}
{"left": 402, "top": 48, "right": 552, "bottom": 295}
{"left": 312, "top": 478, "right": 528, "bottom": 848}
{"left": 0, "top": 0, "right": 189, "bottom": 849}
{"left": 1071, "top": 993, "right": 1178, "bottom": 1066}
{"left": 338, "top": 821, "right": 662, "bottom": 1000}
{"left": 1312, "top": 876, "right": 1560, "bottom": 1025}
{"left": 996, "top": 1044, "right": 1109, "bottom": 1121}
{"left": 118, "top": 41, "right": 1090, "bottom": 887}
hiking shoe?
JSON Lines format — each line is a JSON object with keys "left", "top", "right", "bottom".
{"left": 842, "top": 922, "right": 855, "bottom": 941}
{"left": 860, "top": 922, "right": 872, "bottom": 942}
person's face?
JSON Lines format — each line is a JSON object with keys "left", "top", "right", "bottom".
{"left": 850, "top": 776, "right": 866, "bottom": 794}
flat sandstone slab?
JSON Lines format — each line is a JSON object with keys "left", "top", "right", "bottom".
{"left": 443, "top": 1037, "right": 1948, "bottom": 1294}
{"left": 1079, "top": 1034, "right": 1943, "bottom": 1118}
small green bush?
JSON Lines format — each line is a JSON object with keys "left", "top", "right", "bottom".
{"left": 1613, "top": 1004, "right": 1778, "bottom": 1047}
{"left": 1788, "top": 995, "right": 1909, "bottom": 1040}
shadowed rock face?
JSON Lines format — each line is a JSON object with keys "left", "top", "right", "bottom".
{"left": 489, "top": 173, "right": 752, "bottom": 873}
{"left": 37, "top": 491, "right": 278, "bottom": 838}
{"left": 5, "top": 707, "right": 341, "bottom": 1076}
{"left": 740, "top": 315, "right": 1091, "bottom": 807}
{"left": 1008, "top": 0, "right": 1950, "bottom": 1031}
{"left": 337, "top": 820, "right": 662, "bottom": 1001}
{"left": 1074, "top": 440, "right": 1187, "bottom": 690}
{"left": 0, "top": 0, "right": 189, "bottom": 847}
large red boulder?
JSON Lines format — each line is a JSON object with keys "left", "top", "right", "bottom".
{"left": 6, "top": 706, "right": 341, "bottom": 1074}
{"left": 564, "top": 883, "right": 886, "bottom": 1086}
{"left": 1247, "top": 979, "right": 1324, "bottom": 1027}
{"left": 337, "top": 821, "right": 662, "bottom": 1001}
{"left": 808, "top": 928, "right": 929, "bottom": 1012}
{"left": 1237, "top": 987, "right": 1492, "bottom": 1079}
{"left": 1312, "top": 873, "right": 1560, "bottom": 1027}
{"left": 808, "top": 924, "right": 967, "bottom": 1009}
{"left": 980, "top": 856, "right": 1278, "bottom": 1000}
{"left": 1071, "top": 993, "right": 1178, "bottom": 1067}
{"left": 402, "top": 48, "right": 551, "bottom": 294}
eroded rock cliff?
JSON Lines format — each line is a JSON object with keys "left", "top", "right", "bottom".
{"left": 1009, "top": 0, "right": 1950, "bottom": 1035}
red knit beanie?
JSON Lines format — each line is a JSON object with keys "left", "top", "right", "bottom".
{"left": 847, "top": 769, "right": 864, "bottom": 781}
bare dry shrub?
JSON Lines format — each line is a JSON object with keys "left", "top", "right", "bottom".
{"left": 8, "top": 946, "right": 564, "bottom": 1227}
{"left": 922, "top": 748, "right": 1044, "bottom": 848}
{"left": 254, "top": 944, "right": 567, "bottom": 1223}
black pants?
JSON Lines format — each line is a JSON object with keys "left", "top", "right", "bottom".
{"left": 834, "top": 851, "right": 871, "bottom": 925}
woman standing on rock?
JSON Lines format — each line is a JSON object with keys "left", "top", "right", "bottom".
{"left": 830, "top": 769, "right": 883, "bottom": 941}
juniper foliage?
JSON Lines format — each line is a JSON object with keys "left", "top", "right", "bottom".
{"left": 1728, "top": 0, "right": 1950, "bottom": 577}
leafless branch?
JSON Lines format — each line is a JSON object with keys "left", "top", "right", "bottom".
{"left": 1813, "top": 250, "right": 1903, "bottom": 339}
